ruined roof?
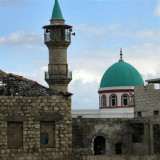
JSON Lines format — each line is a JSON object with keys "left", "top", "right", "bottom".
{"left": 0, "top": 70, "right": 72, "bottom": 97}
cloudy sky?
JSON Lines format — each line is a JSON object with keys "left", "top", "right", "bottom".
{"left": 0, "top": 0, "right": 160, "bottom": 109}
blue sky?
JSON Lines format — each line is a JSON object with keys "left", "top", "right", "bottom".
{"left": 0, "top": 0, "right": 160, "bottom": 109}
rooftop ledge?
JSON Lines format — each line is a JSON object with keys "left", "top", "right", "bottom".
{"left": 145, "top": 78, "right": 160, "bottom": 84}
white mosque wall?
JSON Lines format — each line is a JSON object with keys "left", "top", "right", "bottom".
{"left": 72, "top": 107, "right": 134, "bottom": 118}
{"left": 99, "top": 86, "right": 134, "bottom": 108}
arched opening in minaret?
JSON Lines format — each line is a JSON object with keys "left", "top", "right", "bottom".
{"left": 94, "top": 136, "right": 106, "bottom": 155}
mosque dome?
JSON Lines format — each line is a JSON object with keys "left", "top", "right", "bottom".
{"left": 100, "top": 59, "right": 144, "bottom": 88}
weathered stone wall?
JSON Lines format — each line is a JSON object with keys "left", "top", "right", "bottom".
{"left": 72, "top": 118, "right": 150, "bottom": 159}
{"left": 134, "top": 84, "right": 160, "bottom": 154}
{"left": 135, "top": 84, "right": 160, "bottom": 117}
{"left": 0, "top": 95, "right": 72, "bottom": 160}
{"left": 87, "top": 155, "right": 160, "bottom": 160}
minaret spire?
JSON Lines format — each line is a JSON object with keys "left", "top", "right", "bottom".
{"left": 119, "top": 48, "right": 124, "bottom": 62}
{"left": 51, "top": 0, "right": 64, "bottom": 20}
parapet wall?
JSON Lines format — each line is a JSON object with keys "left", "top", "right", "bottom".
{"left": 0, "top": 95, "right": 72, "bottom": 160}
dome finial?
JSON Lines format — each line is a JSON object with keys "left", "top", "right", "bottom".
{"left": 119, "top": 48, "right": 124, "bottom": 62}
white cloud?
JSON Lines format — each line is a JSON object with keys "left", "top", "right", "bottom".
{"left": 69, "top": 43, "right": 160, "bottom": 85}
{"left": 0, "top": 0, "right": 27, "bottom": 7}
{"left": 132, "top": 30, "right": 160, "bottom": 41}
{"left": 0, "top": 31, "right": 44, "bottom": 49}
{"left": 72, "top": 69, "right": 101, "bottom": 84}
{"left": 154, "top": 1, "right": 160, "bottom": 16}
{"left": 74, "top": 24, "right": 122, "bottom": 36}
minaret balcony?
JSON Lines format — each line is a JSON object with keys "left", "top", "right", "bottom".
{"left": 45, "top": 71, "right": 72, "bottom": 80}
{"left": 44, "top": 32, "right": 71, "bottom": 43}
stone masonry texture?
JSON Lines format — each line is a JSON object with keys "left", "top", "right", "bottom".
{"left": 0, "top": 95, "right": 72, "bottom": 160}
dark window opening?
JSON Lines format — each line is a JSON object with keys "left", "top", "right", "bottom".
{"left": 40, "top": 133, "right": 48, "bottom": 144}
{"left": 111, "top": 95, "right": 116, "bottom": 106}
{"left": 94, "top": 136, "right": 105, "bottom": 155}
{"left": 102, "top": 95, "right": 106, "bottom": 107}
{"left": 7, "top": 122, "right": 23, "bottom": 149}
{"left": 123, "top": 95, "right": 128, "bottom": 106}
{"left": 137, "top": 112, "right": 142, "bottom": 117}
{"left": 154, "top": 110, "right": 159, "bottom": 116}
{"left": 116, "top": 143, "right": 122, "bottom": 154}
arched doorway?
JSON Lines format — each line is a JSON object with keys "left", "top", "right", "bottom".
{"left": 94, "top": 136, "right": 106, "bottom": 155}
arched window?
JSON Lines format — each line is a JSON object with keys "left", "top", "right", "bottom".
{"left": 101, "top": 95, "right": 106, "bottom": 107}
{"left": 110, "top": 94, "right": 117, "bottom": 107}
{"left": 122, "top": 94, "right": 129, "bottom": 106}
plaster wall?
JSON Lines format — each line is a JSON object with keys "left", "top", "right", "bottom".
{"left": 72, "top": 108, "right": 134, "bottom": 118}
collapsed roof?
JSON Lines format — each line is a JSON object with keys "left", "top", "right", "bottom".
{"left": 0, "top": 70, "right": 72, "bottom": 96}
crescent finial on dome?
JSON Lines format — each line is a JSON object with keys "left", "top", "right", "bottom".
{"left": 119, "top": 48, "right": 124, "bottom": 62}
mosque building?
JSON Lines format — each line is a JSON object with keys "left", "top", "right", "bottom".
{"left": 72, "top": 49, "right": 144, "bottom": 118}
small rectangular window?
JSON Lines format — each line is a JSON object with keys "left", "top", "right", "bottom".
{"left": 137, "top": 112, "right": 142, "bottom": 117}
{"left": 112, "top": 99, "right": 116, "bottom": 106}
{"left": 40, "top": 133, "right": 49, "bottom": 144}
{"left": 123, "top": 99, "right": 128, "bottom": 106}
{"left": 154, "top": 110, "right": 159, "bottom": 116}
{"left": 40, "top": 121, "right": 55, "bottom": 148}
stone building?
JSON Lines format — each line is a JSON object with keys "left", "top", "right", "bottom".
{"left": 0, "top": 70, "right": 72, "bottom": 160}
{"left": 0, "top": 0, "right": 160, "bottom": 160}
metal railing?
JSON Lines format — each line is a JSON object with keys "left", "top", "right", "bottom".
{"left": 67, "top": 71, "right": 72, "bottom": 79}
{"left": 44, "top": 33, "right": 71, "bottom": 42}
{"left": 65, "top": 32, "right": 71, "bottom": 42}
{"left": 44, "top": 33, "right": 51, "bottom": 42}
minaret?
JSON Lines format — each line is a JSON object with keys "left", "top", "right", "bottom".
{"left": 43, "top": 0, "right": 73, "bottom": 92}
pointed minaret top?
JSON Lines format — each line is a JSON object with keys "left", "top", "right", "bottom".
{"left": 119, "top": 48, "right": 124, "bottom": 62}
{"left": 51, "top": 0, "right": 64, "bottom": 20}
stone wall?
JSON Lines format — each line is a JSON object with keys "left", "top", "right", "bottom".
{"left": 134, "top": 84, "right": 160, "bottom": 154}
{"left": 87, "top": 155, "right": 160, "bottom": 160}
{"left": 135, "top": 84, "right": 160, "bottom": 117}
{"left": 72, "top": 118, "right": 150, "bottom": 159}
{"left": 0, "top": 95, "right": 72, "bottom": 160}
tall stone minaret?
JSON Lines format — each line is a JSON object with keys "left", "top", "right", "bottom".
{"left": 43, "top": 0, "right": 73, "bottom": 92}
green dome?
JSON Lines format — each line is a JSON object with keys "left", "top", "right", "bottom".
{"left": 100, "top": 61, "right": 144, "bottom": 88}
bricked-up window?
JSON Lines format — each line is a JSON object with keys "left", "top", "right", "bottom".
{"left": 7, "top": 122, "right": 23, "bottom": 149}
{"left": 40, "top": 121, "right": 55, "bottom": 148}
